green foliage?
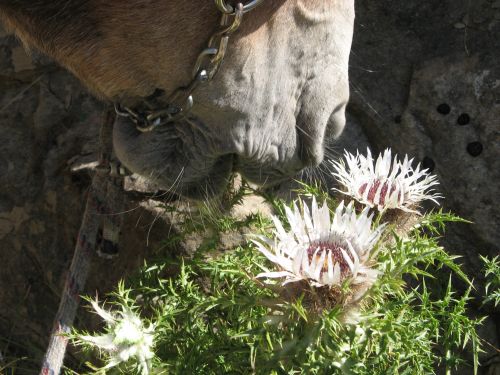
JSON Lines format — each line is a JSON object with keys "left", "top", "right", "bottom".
{"left": 72, "top": 187, "right": 484, "bottom": 375}
{"left": 481, "top": 255, "right": 500, "bottom": 307}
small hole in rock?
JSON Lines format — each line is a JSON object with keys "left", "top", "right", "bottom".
{"left": 436, "top": 103, "right": 451, "bottom": 115}
{"left": 422, "top": 157, "right": 435, "bottom": 172}
{"left": 394, "top": 115, "right": 402, "bottom": 124}
{"left": 466, "top": 142, "right": 483, "bottom": 157}
{"left": 457, "top": 113, "right": 470, "bottom": 126}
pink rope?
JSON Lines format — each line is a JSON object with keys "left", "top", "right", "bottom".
{"left": 40, "top": 110, "right": 121, "bottom": 375}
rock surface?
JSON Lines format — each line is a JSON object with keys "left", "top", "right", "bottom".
{"left": 349, "top": 0, "right": 500, "bottom": 295}
{"left": 0, "top": 0, "right": 499, "bottom": 372}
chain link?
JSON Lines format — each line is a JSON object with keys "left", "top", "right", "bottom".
{"left": 115, "top": 1, "right": 263, "bottom": 132}
{"left": 215, "top": 0, "right": 265, "bottom": 14}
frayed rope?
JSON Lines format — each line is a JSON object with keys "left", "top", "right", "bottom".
{"left": 40, "top": 109, "right": 124, "bottom": 375}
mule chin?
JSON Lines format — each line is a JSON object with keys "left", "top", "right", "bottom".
{"left": 112, "top": 116, "right": 234, "bottom": 200}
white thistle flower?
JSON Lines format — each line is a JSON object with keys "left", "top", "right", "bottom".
{"left": 330, "top": 148, "right": 441, "bottom": 213}
{"left": 252, "top": 199, "right": 385, "bottom": 289}
{"left": 79, "top": 299, "right": 155, "bottom": 375}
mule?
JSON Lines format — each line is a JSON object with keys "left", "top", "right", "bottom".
{"left": 0, "top": 0, "right": 355, "bottom": 198}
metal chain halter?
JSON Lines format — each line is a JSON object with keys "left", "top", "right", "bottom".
{"left": 115, "top": 0, "right": 265, "bottom": 132}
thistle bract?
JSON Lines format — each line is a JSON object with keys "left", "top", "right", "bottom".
{"left": 330, "top": 148, "right": 441, "bottom": 213}
{"left": 252, "top": 198, "right": 384, "bottom": 294}
{"left": 78, "top": 299, "right": 155, "bottom": 375}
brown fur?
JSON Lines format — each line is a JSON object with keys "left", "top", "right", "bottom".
{"left": 0, "top": 0, "right": 287, "bottom": 103}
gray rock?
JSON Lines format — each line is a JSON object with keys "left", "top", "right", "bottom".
{"left": 395, "top": 55, "right": 499, "bottom": 256}
{"left": 348, "top": 0, "right": 500, "bottom": 278}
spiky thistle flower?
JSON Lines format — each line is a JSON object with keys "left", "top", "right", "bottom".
{"left": 330, "top": 148, "right": 441, "bottom": 213}
{"left": 252, "top": 199, "right": 385, "bottom": 293}
{"left": 77, "top": 299, "right": 155, "bottom": 374}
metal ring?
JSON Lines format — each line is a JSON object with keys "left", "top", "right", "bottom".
{"left": 215, "top": 0, "right": 265, "bottom": 14}
{"left": 215, "top": 0, "right": 234, "bottom": 14}
{"left": 193, "top": 47, "right": 218, "bottom": 77}
{"left": 114, "top": 103, "right": 132, "bottom": 118}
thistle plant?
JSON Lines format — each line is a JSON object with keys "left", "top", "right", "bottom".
{"left": 331, "top": 148, "right": 441, "bottom": 212}
{"left": 250, "top": 199, "right": 385, "bottom": 319}
{"left": 69, "top": 148, "right": 487, "bottom": 375}
{"left": 72, "top": 284, "right": 156, "bottom": 374}
{"left": 252, "top": 199, "right": 383, "bottom": 288}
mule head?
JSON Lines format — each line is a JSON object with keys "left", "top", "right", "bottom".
{"left": 0, "top": 0, "right": 355, "bottom": 198}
